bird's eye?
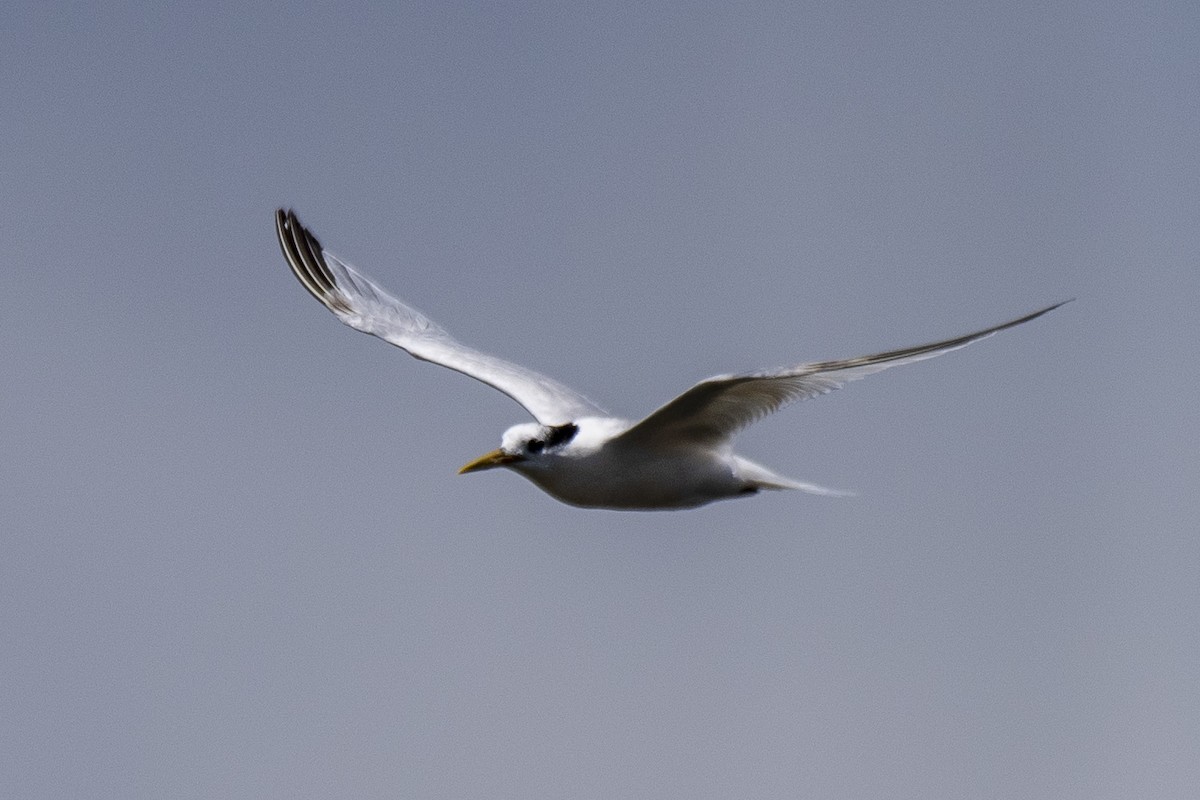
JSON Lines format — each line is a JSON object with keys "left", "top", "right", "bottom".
{"left": 526, "top": 439, "right": 545, "bottom": 454}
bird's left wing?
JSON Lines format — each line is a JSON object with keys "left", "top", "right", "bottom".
{"left": 276, "top": 209, "right": 605, "bottom": 425}
{"left": 612, "top": 301, "right": 1069, "bottom": 449}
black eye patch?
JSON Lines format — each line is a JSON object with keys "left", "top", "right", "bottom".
{"left": 526, "top": 439, "right": 545, "bottom": 454}
{"left": 544, "top": 423, "right": 579, "bottom": 448}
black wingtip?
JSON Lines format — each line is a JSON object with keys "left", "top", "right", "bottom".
{"left": 275, "top": 208, "right": 351, "bottom": 314}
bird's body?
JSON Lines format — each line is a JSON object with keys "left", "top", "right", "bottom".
{"left": 467, "top": 417, "right": 850, "bottom": 509}
{"left": 518, "top": 421, "right": 727, "bottom": 509}
{"left": 275, "top": 209, "right": 1066, "bottom": 511}
{"left": 476, "top": 417, "right": 775, "bottom": 509}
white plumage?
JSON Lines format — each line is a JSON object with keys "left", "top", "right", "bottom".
{"left": 276, "top": 209, "right": 1067, "bottom": 510}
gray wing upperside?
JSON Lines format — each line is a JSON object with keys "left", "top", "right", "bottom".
{"left": 276, "top": 209, "right": 606, "bottom": 425}
{"left": 612, "top": 301, "right": 1070, "bottom": 448}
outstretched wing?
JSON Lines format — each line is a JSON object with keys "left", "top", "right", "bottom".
{"left": 276, "top": 209, "right": 605, "bottom": 425}
{"left": 613, "top": 301, "right": 1069, "bottom": 448}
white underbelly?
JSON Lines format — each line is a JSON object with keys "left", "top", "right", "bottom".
{"left": 519, "top": 451, "right": 749, "bottom": 510}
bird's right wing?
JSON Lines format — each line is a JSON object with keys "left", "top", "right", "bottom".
{"left": 612, "top": 301, "right": 1069, "bottom": 449}
{"left": 276, "top": 209, "right": 605, "bottom": 425}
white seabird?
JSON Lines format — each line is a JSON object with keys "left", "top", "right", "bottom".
{"left": 276, "top": 209, "right": 1067, "bottom": 510}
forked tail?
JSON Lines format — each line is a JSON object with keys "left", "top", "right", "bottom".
{"left": 733, "top": 456, "right": 855, "bottom": 497}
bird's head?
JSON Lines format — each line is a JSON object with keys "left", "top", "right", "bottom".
{"left": 458, "top": 421, "right": 581, "bottom": 475}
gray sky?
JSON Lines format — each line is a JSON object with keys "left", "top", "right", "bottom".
{"left": 3, "top": 2, "right": 1197, "bottom": 797}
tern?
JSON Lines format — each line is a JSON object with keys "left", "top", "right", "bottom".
{"left": 276, "top": 209, "right": 1066, "bottom": 510}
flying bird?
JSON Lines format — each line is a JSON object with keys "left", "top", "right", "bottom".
{"left": 276, "top": 209, "right": 1066, "bottom": 510}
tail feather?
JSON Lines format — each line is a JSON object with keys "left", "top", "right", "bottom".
{"left": 733, "top": 456, "right": 854, "bottom": 497}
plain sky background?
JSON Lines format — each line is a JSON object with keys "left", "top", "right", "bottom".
{"left": 3, "top": 2, "right": 1197, "bottom": 798}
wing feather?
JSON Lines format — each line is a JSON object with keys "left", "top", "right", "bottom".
{"left": 613, "top": 301, "right": 1069, "bottom": 448}
{"left": 275, "top": 209, "right": 605, "bottom": 425}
